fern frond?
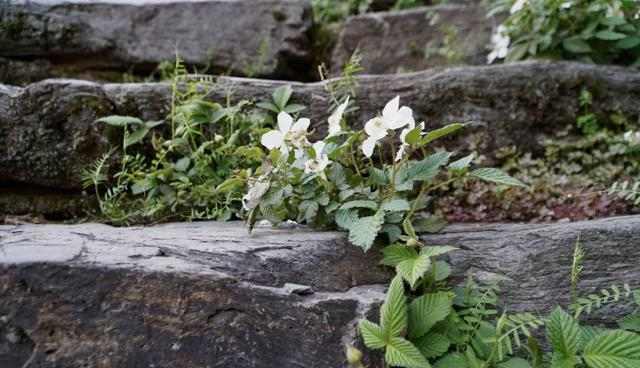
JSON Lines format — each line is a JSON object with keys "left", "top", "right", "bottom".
{"left": 571, "top": 236, "right": 585, "bottom": 305}
{"left": 608, "top": 180, "right": 640, "bottom": 206}
{"left": 570, "top": 283, "right": 639, "bottom": 318}
{"left": 82, "top": 150, "right": 113, "bottom": 189}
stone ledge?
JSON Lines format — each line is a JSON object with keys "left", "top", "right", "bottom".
{"left": 0, "top": 0, "right": 313, "bottom": 82}
{"left": 2, "top": 61, "right": 639, "bottom": 190}
{"left": 331, "top": 4, "right": 502, "bottom": 74}
{"left": 1, "top": 216, "right": 639, "bottom": 366}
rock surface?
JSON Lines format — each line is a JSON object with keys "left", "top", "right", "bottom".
{"left": 331, "top": 4, "right": 502, "bottom": 74}
{"left": 0, "top": 0, "right": 313, "bottom": 82}
{"left": 0, "top": 216, "right": 639, "bottom": 366}
{"left": 2, "top": 61, "right": 639, "bottom": 192}
{"left": 0, "top": 222, "right": 389, "bottom": 368}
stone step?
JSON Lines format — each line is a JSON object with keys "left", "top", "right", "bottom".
{"left": 2, "top": 61, "right": 639, "bottom": 192}
{"left": 1, "top": 216, "right": 639, "bottom": 366}
{"left": 331, "top": 4, "right": 502, "bottom": 75}
{"left": 0, "top": 0, "right": 313, "bottom": 83}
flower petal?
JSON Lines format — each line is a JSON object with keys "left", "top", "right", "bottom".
{"left": 386, "top": 106, "right": 414, "bottom": 130}
{"left": 261, "top": 130, "right": 285, "bottom": 150}
{"left": 382, "top": 96, "right": 400, "bottom": 119}
{"left": 312, "top": 140, "right": 326, "bottom": 156}
{"left": 362, "top": 136, "right": 377, "bottom": 157}
{"left": 395, "top": 145, "right": 407, "bottom": 162}
{"left": 292, "top": 117, "right": 310, "bottom": 132}
{"left": 365, "top": 117, "right": 388, "bottom": 139}
{"left": 328, "top": 115, "right": 341, "bottom": 136}
{"left": 335, "top": 97, "right": 350, "bottom": 118}
{"left": 277, "top": 111, "right": 294, "bottom": 133}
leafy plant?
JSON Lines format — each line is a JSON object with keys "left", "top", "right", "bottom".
{"left": 84, "top": 56, "right": 271, "bottom": 223}
{"left": 489, "top": 0, "right": 640, "bottom": 68}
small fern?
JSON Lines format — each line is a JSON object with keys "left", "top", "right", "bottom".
{"left": 608, "top": 180, "right": 640, "bottom": 207}
{"left": 570, "top": 283, "right": 639, "bottom": 318}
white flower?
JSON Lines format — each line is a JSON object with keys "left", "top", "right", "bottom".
{"left": 362, "top": 96, "right": 414, "bottom": 157}
{"left": 395, "top": 121, "right": 425, "bottom": 162}
{"left": 260, "top": 111, "right": 310, "bottom": 155}
{"left": 624, "top": 130, "right": 640, "bottom": 145}
{"left": 214, "top": 134, "right": 224, "bottom": 142}
{"left": 510, "top": 0, "right": 527, "bottom": 14}
{"left": 305, "top": 141, "right": 331, "bottom": 177}
{"left": 560, "top": 1, "right": 573, "bottom": 9}
{"left": 487, "top": 25, "right": 510, "bottom": 64}
{"left": 607, "top": 3, "right": 624, "bottom": 18}
{"left": 328, "top": 97, "right": 350, "bottom": 137}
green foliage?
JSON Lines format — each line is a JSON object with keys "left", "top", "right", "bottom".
{"left": 490, "top": 0, "right": 640, "bottom": 68}
{"left": 607, "top": 180, "right": 640, "bottom": 206}
{"left": 84, "top": 55, "right": 270, "bottom": 223}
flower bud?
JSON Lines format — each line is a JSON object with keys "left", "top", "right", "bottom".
{"left": 346, "top": 345, "right": 362, "bottom": 365}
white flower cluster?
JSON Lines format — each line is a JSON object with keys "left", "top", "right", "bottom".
{"left": 624, "top": 130, "right": 640, "bottom": 145}
{"left": 260, "top": 98, "right": 349, "bottom": 176}
{"left": 487, "top": 25, "right": 510, "bottom": 64}
{"left": 247, "top": 96, "right": 422, "bottom": 210}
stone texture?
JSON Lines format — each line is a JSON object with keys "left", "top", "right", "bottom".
{"left": 0, "top": 216, "right": 639, "bottom": 366}
{"left": 0, "top": 221, "right": 389, "bottom": 368}
{"left": 424, "top": 216, "right": 640, "bottom": 323}
{"left": 0, "top": 0, "right": 313, "bottom": 82}
{"left": 331, "top": 4, "right": 503, "bottom": 74}
{"left": 2, "top": 61, "right": 639, "bottom": 193}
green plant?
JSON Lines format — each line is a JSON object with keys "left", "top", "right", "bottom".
{"left": 84, "top": 56, "right": 271, "bottom": 224}
{"left": 424, "top": 24, "right": 464, "bottom": 65}
{"left": 231, "top": 91, "right": 533, "bottom": 366}
{"left": 243, "top": 39, "right": 271, "bottom": 78}
{"left": 488, "top": 0, "right": 640, "bottom": 67}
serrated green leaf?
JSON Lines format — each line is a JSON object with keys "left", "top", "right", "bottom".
{"left": 97, "top": 115, "right": 143, "bottom": 127}
{"left": 411, "top": 152, "right": 452, "bottom": 181}
{"left": 546, "top": 307, "right": 581, "bottom": 357}
{"left": 413, "top": 217, "right": 447, "bottom": 234}
{"left": 434, "top": 352, "right": 468, "bottom": 368}
{"left": 408, "top": 292, "right": 451, "bottom": 339}
{"left": 381, "top": 276, "right": 408, "bottom": 338}
{"left": 421, "top": 123, "right": 466, "bottom": 145}
{"left": 448, "top": 154, "right": 475, "bottom": 171}
{"left": 506, "top": 42, "right": 529, "bottom": 62}
{"left": 550, "top": 354, "right": 581, "bottom": 368}
{"left": 216, "top": 177, "right": 244, "bottom": 193}
{"left": 335, "top": 209, "right": 359, "bottom": 230}
{"left": 282, "top": 103, "right": 305, "bottom": 114}
{"left": 340, "top": 200, "right": 379, "bottom": 211}
{"left": 359, "top": 320, "right": 388, "bottom": 350}
{"left": 385, "top": 337, "right": 431, "bottom": 368}
{"left": 256, "top": 101, "right": 280, "bottom": 113}
{"left": 582, "top": 326, "right": 611, "bottom": 345}
{"left": 381, "top": 199, "right": 411, "bottom": 213}
{"left": 381, "top": 245, "right": 418, "bottom": 267}
{"left": 471, "top": 168, "right": 526, "bottom": 187}
{"left": 369, "top": 167, "right": 388, "bottom": 185}
{"left": 619, "top": 311, "right": 640, "bottom": 332}
{"left": 348, "top": 212, "right": 384, "bottom": 251}
{"left": 397, "top": 254, "right": 431, "bottom": 289}
{"left": 583, "top": 330, "right": 640, "bottom": 368}
{"left": 414, "top": 332, "right": 450, "bottom": 359}
{"left": 272, "top": 85, "right": 292, "bottom": 109}
{"left": 433, "top": 260, "right": 452, "bottom": 281}
{"left": 173, "top": 156, "right": 190, "bottom": 172}
{"left": 420, "top": 246, "right": 457, "bottom": 257}
{"left": 499, "top": 357, "right": 532, "bottom": 368}
{"left": 124, "top": 126, "right": 150, "bottom": 147}
{"left": 405, "top": 126, "right": 423, "bottom": 145}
